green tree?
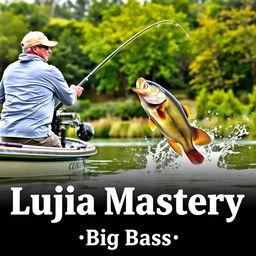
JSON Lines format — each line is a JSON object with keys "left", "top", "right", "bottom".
{"left": 83, "top": 0, "right": 189, "bottom": 95}
{"left": 87, "top": 0, "right": 123, "bottom": 25}
{"left": 189, "top": 6, "right": 256, "bottom": 93}
{"left": 44, "top": 19, "right": 93, "bottom": 85}
{"left": 0, "top": 1, "right": 50, "bottom": 30}
{"left": 49, "top": 30, "right": 87, "bottom": 85}
{"left": 0, "top": 12, "right": 28, "bottom": 75}
{"left": 64, "top": 0, "right": 90, "bottom": 20}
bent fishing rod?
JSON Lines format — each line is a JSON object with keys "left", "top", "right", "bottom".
{"left": 54, "top": 20, "right": 188, "bottom": 112}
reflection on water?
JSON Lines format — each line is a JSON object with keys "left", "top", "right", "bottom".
{"left": 81, "top": 137, "right": 256, "bottom": 193}
{"left": 0, "top": 127, "right": 256, "bottom": 193}
{"left": 85, "top": 123, "right": 254, "bottom": 193}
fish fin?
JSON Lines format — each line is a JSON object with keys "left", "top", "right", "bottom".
{"left": 157, "top": 108, "right": 167, "bottom": 120}
{"left": 148, "top": 118, "right": 157, "bottom": 131}
{"left": 186, "top": 149, "right": 204, "bottom": 165}
{"left": 182, "top": 105, "right": 196, "bottom": 119}
{"left": 192, "top": 128, "right": 212, "bottom": 146}
{"left": 167, "top": 139, "right": 183, "bottom": 156}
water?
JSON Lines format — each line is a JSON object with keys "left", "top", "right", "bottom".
{"left": 78, "top": 122, "right": 256, "bottom": 193}
{"left": 83, "top": 137, "right": 256, "bottom": 194}
{"left": 0, "top": 124, "right": 255, "bottom": 194}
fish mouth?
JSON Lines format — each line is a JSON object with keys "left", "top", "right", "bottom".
{"left": 132, "top": 77, "right": 167, "bottom": 105}
{"left": 132, "top": 77, "right": 149, "bottom": 95}
{"left": 131, "top": 87, "right": 148, "bottom": 95}
{"left": 136, "top": 77, "right": 148, "bottom": 89}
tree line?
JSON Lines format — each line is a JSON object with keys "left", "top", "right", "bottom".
{"left": 1, "top": 0, "right": 256, "bottom": 99}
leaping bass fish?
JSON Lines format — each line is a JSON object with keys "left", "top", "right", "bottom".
{"left": 132, "top": 78, "right": 211, "bottom": 165}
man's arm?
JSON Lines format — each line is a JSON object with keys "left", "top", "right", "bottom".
{"left": 50, "top": 67, "right": 83, "bottom": 106}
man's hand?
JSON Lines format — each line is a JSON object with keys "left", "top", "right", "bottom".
{"left": 70, "top": 85, "right": 84, "bottom": 98}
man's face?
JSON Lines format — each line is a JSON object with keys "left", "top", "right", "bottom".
{"left": 33, "top": 45, "right": 52, "bottom": 62}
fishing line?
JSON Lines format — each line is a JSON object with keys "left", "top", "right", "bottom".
{"left": 54, "top": 20, "right": 188, "bottom": 112}
{"left": 78, "top": 20, "right": 189, "bottom": 87}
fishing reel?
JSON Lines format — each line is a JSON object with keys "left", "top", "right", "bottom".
{"left": 76, "top": 122, "right": 94, "bottom": 142}
{"left": 52, "top": 110, "right": 94, "bottom": 147}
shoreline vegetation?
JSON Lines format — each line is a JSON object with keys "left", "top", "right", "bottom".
{"left": 66, "top": 87, "right": 256, "bottom": 139}
{"left": 67, "top": 115, "right": 254, "bottom": 139}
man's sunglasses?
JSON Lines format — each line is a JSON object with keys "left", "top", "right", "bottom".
{"left": 37, "top": 45, "right": 50, "bottom": 50}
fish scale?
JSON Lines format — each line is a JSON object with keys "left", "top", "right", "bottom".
{"left": 132, "top": 77, "right": 212, "bottom": 164}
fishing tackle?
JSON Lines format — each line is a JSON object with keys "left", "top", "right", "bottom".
{"left": 53, "top": 20, "right": 188, "bottom": 113}
{"left": 77, "top": 20, "right": 188, "bottom": 88}
{"left": 52, "top": 20, "right": 188, "bottom": 143}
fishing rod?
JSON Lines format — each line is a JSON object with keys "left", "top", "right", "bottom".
{"left": 77, "top": 20, "right": 188, "bottom": 87}
{"left": 54, "top": 20, "right": 188, "bottom": 113}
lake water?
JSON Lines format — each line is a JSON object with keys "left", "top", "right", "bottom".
{"left": 0, "top": 125, "right": 256, "bottom": 195}
{"left": 83, "top": 137, "right": 256, "bottom": 193}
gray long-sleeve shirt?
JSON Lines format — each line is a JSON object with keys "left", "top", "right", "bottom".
{"left": 0, "top": 53, "right": 76, "bottom": 138}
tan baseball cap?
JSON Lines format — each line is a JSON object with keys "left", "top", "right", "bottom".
{"left": 21, "top": 31, "right": 58, "bottom": 49}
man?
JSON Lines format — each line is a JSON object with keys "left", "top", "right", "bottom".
{"left": 0, "top": 31, "right": 84, "bottom": 147}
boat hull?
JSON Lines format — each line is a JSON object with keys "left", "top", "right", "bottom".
{"left": 0, "top": 138, "right": 97, "bottom": 177}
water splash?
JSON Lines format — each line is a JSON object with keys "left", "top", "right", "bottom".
{"left": 144, "top": 123, "right": 249, "bottom": 172}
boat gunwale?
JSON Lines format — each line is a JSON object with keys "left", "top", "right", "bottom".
{"left": 0, "top": 155, "right": 96, "bottom": 162}
{"left": 0, "top": 138, "right": 97, "bottom": 161}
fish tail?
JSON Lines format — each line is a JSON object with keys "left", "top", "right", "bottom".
{"left": 185, "top": 149, "right": 204, "bottom": 165}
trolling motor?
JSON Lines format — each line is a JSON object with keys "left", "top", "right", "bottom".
{"left": 52, "top": 110, "right": 94, "bottom": 148}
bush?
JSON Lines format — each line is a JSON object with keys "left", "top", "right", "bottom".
{"left": 79, "top": 99, "right": 147, "bottom": 121}
{"left": 87, "top": 118, "right": 162, "bottom": 138}
{"left": 92, "top": 118, "right": 112, "bottom": 138}
{"left": 115, "top": 100, "right": 147, "bottom": 120}
{"left": 249, "top": 112, "right": 256, "bottom": 137}
{"left": 127, "top": 121, "right": 146, "bottom": 138}
{"left": 248, "top": 86, "right": 256, "bottom": 113}
{"left": 196, "top": 116, "right": 249, "bottom": 138}
{"left": 126, "top": 118, "right": 161, "bottom": 138}
{"left": 108, "top": 120, "right": 130, "bottom": 138}
{"left": 196, "top": 89, "right": 245, "bottom": 120}
{"left": 220, "top": 90, "right": 245, "bottom": 119}
{"left": 196, "top": 88, "right": 209, "bottom": 120}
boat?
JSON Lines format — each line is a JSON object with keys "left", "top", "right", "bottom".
{"left": 0, "top": 110, "right": 97, "bottom": 178}
{"left": 0, "top": 138, "right": 97, "bottom": 177}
